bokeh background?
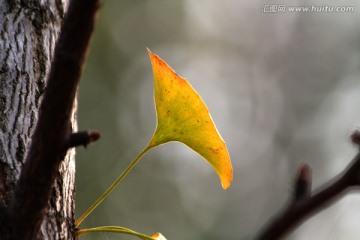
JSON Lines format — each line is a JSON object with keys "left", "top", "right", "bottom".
{"left": 75, "top": 1, "right": 360, "bottom": 239}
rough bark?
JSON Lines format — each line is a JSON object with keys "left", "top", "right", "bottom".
{"left": 0, "top": 1, "right": 75, "bottom": 239}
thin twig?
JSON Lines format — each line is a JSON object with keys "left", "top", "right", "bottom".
{"left": 256, "top": 149, "right": 360, "bottom": 240}
{"left": 9, "top": 0, "right": 102, "bottom": 239}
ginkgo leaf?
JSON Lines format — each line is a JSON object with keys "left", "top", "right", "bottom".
{"left": 147, "top": 49, "right": 233, "bottom": 189}
{"left": 151, "top": 233, "right": 167, "bottom": 240}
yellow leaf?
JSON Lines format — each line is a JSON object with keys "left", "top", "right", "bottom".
{"left": 151, "top": 233, "right": 167, "bottom": 240}
{"left": 147, "top": 49, "right": 233, "bottom": 189}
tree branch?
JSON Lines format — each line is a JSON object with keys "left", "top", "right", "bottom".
{"left": 256, "top": 135, "right": 360, "bottom": 240}
{"left": 9, "top": 0, "right": 102, "bottom": 239}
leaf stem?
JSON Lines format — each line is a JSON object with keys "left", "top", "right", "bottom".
{"left": 77, "top": 226, "right": 156, "bottom": 240}
{"left": 75, "top": 146, "right": 152, "bottom": 227}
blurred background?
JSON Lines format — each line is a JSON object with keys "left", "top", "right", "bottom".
{"left": 75, "top": 1, "right": 360, "bottom": 239}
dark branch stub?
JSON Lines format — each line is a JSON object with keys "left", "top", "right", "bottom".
{"left": 67, "top": 130, "right": 101, "bottom": 149}
{"left": 293, "top": 163, "right": 312, "bottom": 202}
{"left": 351, "top": 130, "right": 360, "bottom": 147}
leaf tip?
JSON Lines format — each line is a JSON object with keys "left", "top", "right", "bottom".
{"left": 221, "top": 174, "right": 232, "bottom": 190}
{"left": 220, "top": 161, "right": 233, "bottom": 190}
{"left": 147, "top": 47, "right": 152, "bottom": 54}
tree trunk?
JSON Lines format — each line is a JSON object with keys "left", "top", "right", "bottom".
{"left": 0, "top": 1, "right": 76, "bottom": 239}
